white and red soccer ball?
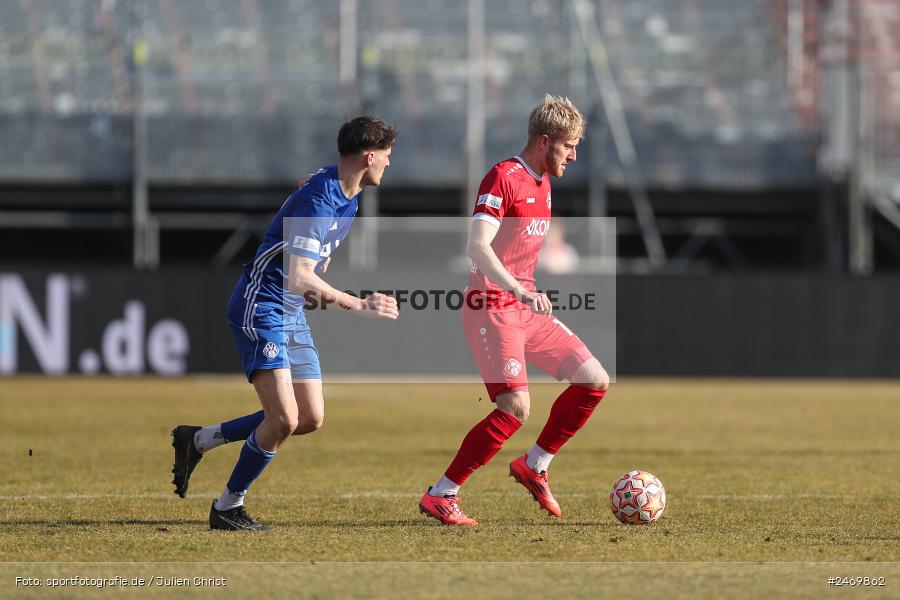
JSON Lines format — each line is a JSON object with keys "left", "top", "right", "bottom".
{"left": 609, "top": 470, "right": 667, "bottom": 525}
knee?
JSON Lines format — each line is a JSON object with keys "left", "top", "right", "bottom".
{"left": 574, "top": 362, "right": 609, "bottom": 391}
{"left": 497, "top": 394, "right": 530, "bottom": 423}
{"left": 294, "top": 414, "right": 324, "bottom": 435}
{"left": 268, "top": 414, "right": 299, "bottom": 440}
{"left": 588, "top": 367, "right": 610, "bottom": 391}
{"left": 509, "top": 404, "right": 529, "bottom": 423}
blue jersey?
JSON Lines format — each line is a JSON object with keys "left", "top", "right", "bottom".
{"left": 227, "top": 165, "right": 359, "bottom": 333}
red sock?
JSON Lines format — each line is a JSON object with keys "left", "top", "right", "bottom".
{"left": 444, "top": 409, "right": 522, "bottom": 486}
{"left": 536, "top": 385, "right": 606, "bottom": 454}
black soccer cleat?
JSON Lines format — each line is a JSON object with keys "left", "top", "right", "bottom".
{"left": 209, "top": 501, "right": 271, "bottom": 531}
{"left": 171, "top": 425, "right": 203, "bottom": 498}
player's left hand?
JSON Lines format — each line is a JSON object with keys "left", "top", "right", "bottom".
{"left": 320, "top": 257, "right": 331, "bottom": 273}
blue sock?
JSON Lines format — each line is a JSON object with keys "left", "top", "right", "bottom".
{"left": 225, "top": 430, "right": 276, "bottom": 496}
{"left": 221, "top": 411, "right": 265, "bottom": 442}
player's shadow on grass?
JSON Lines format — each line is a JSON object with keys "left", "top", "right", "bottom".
{"left": 287, "top": 519, "right": 424, "bottom": 528}
{"left": 4, "top": 518, "right": 426, "bottom": 529}
{"left": 523, "top": 520, "right": 610, "bottom": 527}
{"left": 5, "top": 519, "right": 199, "bottom": 527}
{"left": 7, "top": 518, "right": 614, "bottom": 529}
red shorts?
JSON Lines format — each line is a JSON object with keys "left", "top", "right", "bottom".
{"left": 462, "top": 305, "right": 593, "bottom": 401}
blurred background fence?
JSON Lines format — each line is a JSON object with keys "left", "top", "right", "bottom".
{"left": 0, "top": 0, "right": 821, "bottom": 185}
{"left": 2, "top": 0, "right": 899, "bottom": 271}
{"left": 3, "top": 0, "right": 900, "bottom": 376}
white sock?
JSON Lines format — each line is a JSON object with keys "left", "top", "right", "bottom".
{"left": 525, "top": 444, "right": 554, "bottom": 473}
{"left": 214, "top": 488, "right": 245, "bottom": 511}
{"left": 429, "top": 475, "right": 461, "bottom": 497}
{"left": 194, "top": 425, "right": 226, "bottom": 453}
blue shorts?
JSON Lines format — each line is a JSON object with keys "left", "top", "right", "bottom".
{"left": 227, "top": 301, "right": 321, "bottom": 382}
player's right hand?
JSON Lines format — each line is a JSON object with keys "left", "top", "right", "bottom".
{"left": 518, "top": 290, "right": 553, "bottom": 315}
{"left": 359, "top": 292, "right": 399, "bottom": 320}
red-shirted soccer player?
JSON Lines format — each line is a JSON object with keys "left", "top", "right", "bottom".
{"left": 419, "top": 95, "right": 610, "bottom": 526}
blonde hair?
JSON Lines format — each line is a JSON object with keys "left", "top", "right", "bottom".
{"left": 528, "top": 94, "right": 585, "bottom": 142}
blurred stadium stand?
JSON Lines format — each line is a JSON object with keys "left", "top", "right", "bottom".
{"left": 0, "top": 0, "right": 898, "bottom": 271}
{"left": 858, "top": 0, "right": 900, "bottom": 217}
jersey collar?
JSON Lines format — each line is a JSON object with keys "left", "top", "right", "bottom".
{"left": 513, "top": 155, "right": 544, "bottom": 182}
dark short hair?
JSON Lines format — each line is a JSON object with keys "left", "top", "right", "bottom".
{"left": 337, "top": 116, "right": 396, "bottom": 156}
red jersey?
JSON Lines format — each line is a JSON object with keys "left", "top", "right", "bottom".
{"left": 466, "top": 156, "right": 552, "bottom": 311}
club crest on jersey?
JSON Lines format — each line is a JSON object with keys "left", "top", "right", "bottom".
{"left": 504, "top": 358, "right": 522, "bottom": 377}
{"left": 522, "top": 218, "right": 551, "bottom": 237}
{"left": 263, "top": 342, "right": 280, "bottom": 359}
{"left": 547, "top": 192, "right": 552, "bottom": 209}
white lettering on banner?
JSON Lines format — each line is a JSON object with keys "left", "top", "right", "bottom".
{"left": 103, "top": 301, "right": 144, "bottom": 374}
{"left": 0, "top": 274, "right": 190, "bottom": 376}
{"left": 147, "top": 320, "right": 190, "bottom": 376}
{"left": 522, "top": 219, "right": 551, "bottom": 237}
{"left": 0, "top": 274, "right": 68, "bottom": 374}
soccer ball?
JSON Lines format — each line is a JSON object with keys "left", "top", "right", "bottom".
{"left": 609, "top": 470, "right": 667, "bottom": 525}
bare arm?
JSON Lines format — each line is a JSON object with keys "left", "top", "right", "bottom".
{"left": 466, "top": 219, "right": 552, "bottom": 315}
{"left": 288, "top": 254, "right": 398, "bottom": 319}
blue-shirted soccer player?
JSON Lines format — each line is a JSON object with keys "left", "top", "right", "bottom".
{"left": 170, "top": 116, "right": 399, "bottom": 530}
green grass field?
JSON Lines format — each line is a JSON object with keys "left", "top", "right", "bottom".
{"left": 1, "top": 377, "right": 899, "bottom": 598}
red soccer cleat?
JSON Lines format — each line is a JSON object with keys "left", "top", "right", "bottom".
{"left": 418, "top": 488, "right": 479, "bottom": 526}
{"left": 509, "top": 454, "right": 562, "bottom": 517}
